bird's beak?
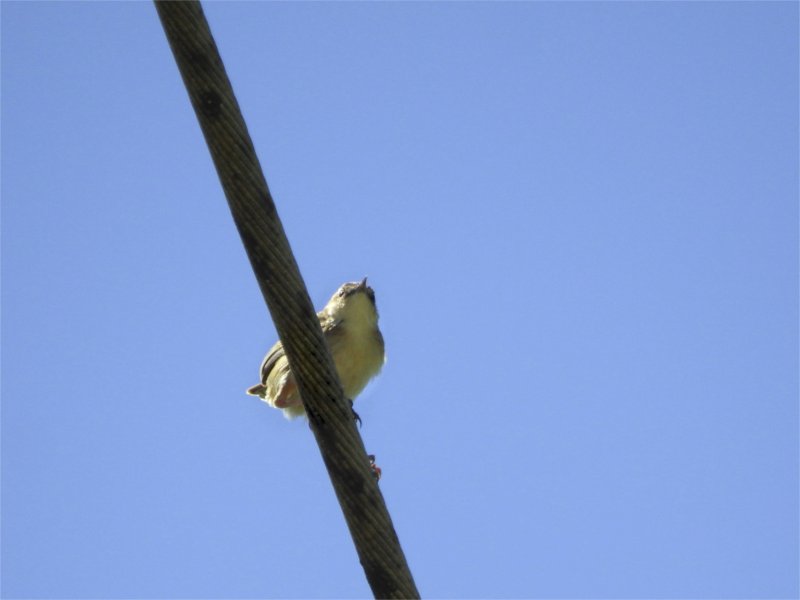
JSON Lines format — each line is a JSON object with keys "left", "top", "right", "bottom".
{"left": 358, "top": 277, "right": 368, "bottom": 290}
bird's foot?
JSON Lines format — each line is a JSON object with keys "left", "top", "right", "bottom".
{"left": 348, "top": 399, "right": 361, "bottom": 428}
{"left": 368, "top": 454, "right": 382, "bottom": 482}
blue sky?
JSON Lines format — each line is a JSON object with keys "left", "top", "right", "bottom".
{"left": 2, "top": 2, "right": 797, "bottom": 598}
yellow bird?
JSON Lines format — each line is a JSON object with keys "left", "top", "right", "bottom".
{"left": 247, "top": 278, "right": 385, "bottom": 419}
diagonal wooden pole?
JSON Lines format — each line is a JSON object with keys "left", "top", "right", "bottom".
{"left": 154, "top": 2, "right": 419, "bottom": 598}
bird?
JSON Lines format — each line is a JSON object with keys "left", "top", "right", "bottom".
{"left": 247, "top": 278, "right": 385, "bottom": 419}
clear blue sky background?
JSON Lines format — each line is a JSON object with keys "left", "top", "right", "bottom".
{"left": 2, "top": 2, "right": 797, "bottom": 599}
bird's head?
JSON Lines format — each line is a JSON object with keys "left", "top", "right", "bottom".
{"left": 324, "top": 277, "right": 379, "bottom": 326}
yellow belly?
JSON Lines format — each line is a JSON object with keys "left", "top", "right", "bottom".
{"left": 331, "top": 330, "right": 384, "bottom": 400}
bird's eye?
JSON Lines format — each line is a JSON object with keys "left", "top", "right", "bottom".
{"left": 338, "top": 289, "right": 346, "bottom": 297}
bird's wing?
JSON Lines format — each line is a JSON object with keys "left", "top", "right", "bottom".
{"left": 258, "top": 339, "right": 286, "bottom": 384}
{"left": 259, "top": 312, "right": 340, "bottom": 384}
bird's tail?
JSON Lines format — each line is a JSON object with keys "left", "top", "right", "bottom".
{"left": 246, "top": 383, "right": 267, "bottom": 398}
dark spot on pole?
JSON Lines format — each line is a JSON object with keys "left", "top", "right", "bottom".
{"left": 306, "top": 402, "right": 325, "bottom": 427}
{"left": 188, "top": 51, "right": 210, "bottom": 71}
{"left": 199, "top": 90, "right": 222, "bottom": 117}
